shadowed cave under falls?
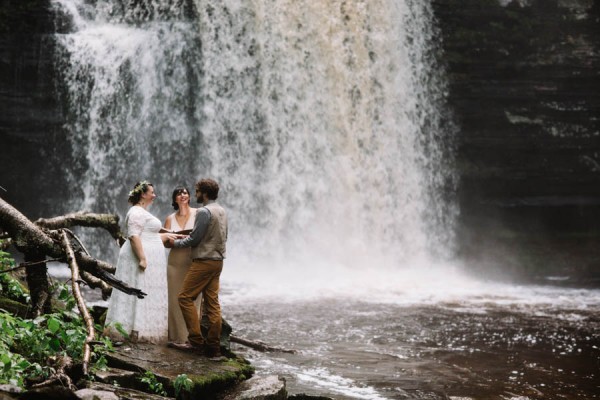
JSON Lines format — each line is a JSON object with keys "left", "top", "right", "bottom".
{"left": 47, "top": 0, "right": 600, "bottom": 398}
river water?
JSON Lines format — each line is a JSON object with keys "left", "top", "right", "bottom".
{"left": 220, "top": 271, "right": 600, "bottom": 399}
{"left": 69, "top": 262, "right": 598, "bottom": 399}
{"left": 47, "top": 1, "right": 600, "bottom": 398}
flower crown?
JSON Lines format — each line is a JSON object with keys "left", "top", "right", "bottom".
{"left": 129, "top": 180, "right": 150, "bottom": 197}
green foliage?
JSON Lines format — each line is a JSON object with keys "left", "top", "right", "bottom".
{"left": 0, "top": 251, "right": 115, "bottom": 389}
{"left": 114, "top": 322, "right": 130, "bottom": 339}
{"left": 0, "top": 248, "right": 29, "bottom": 304}
{"left": 0, "top": 311, "right": 48, "bottom": 387}
{"left": 174, "top": 373, "right": 193, "bottom": 397}
{"left": 0, "top": 305, "right": 115, "bottom": 388}
{"left": 139, "top": 370, "right": 167, "bottom": 396}
{"left": 56, "top": 284, "right": 77, "bottom": 311}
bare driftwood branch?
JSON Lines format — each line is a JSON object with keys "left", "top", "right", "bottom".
{"left": 45, "top": 230, "right": 143, "bottom": 298}
{"left": 0, "top": 258, "right": 63, "bottom": 274}
{"left": 35, "top": 211, "right": 126, "bottom": 246}
{"left": 0, "top": 196, "right": 145, "bottom": 305}
{"left": 80, "top": 270, "right": 112, "bottom": 300}
{"left": 62, "top": 228, "right": 115, "bottom": 273}
{"left": 0, "top": 196, "right": 60, "bottom": 253}
{"left": 30, "top": 355, "right": 76, "bottom": 391}
{"left": 61, "top": 230, "right": 95, "bottom": 376}
{"left": 25, "top": 251, "right": 51, "bottom": 317}
{"left": 230, "top": 335, "right": 297, "bottom": 354}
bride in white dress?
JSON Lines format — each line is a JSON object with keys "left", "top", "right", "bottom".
{"left": 104, "top": 181, "right": 174, "bottom": 344}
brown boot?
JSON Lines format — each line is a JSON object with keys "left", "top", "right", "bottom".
{"left": 205, "top": 346, "right": 222, "bottom": 358}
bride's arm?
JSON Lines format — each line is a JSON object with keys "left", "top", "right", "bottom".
{"left": 129, "top": 235, "right": 147, "bottom": 270}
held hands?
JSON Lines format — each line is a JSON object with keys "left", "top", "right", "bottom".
{"left": 161, "top": 232, "right": 187, "bottom": 248}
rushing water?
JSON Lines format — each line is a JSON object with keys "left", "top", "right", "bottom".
{"left": 222, "top": 280, "right": 600, "bottom": 399}
{"left": 49, "top": 1, "right": 600, "bottom": 399}
{"left": 51, "top": 0, "right": 456, "bottom": 266}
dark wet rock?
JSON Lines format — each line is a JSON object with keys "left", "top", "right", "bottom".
{"left": 104, "top": 342, "right": 254, "bottom": 399}
{"left": 0, "top": 384, "right": 23, "bottom": 400}
{"left": 19, "top": 385, "right": 79, "bottom": 400}
{"left": 0, "top": 296, "right": 28, "bottom": 318}
{"left": 0, "top": 0, "right": 66, "bottom": 217}
{"left": 74, "top": 388, "right": 119, "bottom": 400}
{"left": 222, "top": 375, "right": 287, "bottom": 400}
{"left": 287, "top": 395, "right": 334, "bottom": 400}
{"left": 92, "top": 367, "right": 139, "bottom": 388}
{"left": 79, "top": 382, "right": 169, "bottom": 400}
{"left": 432, "top": 0, "right": 600, "bottom": 278}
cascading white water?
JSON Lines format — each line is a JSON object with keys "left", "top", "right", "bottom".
{"left": 52, "top": 0, "right": 456, "bottom": 287}
{"left": 49, "top": 7, "right": 600, "bottom": 397}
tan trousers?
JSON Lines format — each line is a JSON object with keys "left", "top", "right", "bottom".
{"left": 178, "top": 259, "right": 223, "bottom": 349}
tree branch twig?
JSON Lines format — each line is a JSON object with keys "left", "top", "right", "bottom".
{"left": 230, "top": 335, "right": 297, "bottom": 354}
{"left": 60, "top": 230, "right": 95, "bottom": 376}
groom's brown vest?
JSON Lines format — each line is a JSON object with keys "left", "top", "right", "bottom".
{"left": 191, "top": 202, "right": 227, "bottom": 260}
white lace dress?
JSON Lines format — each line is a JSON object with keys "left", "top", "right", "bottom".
{"left": 104, "top": 205, "right": 168, "bottom": 343}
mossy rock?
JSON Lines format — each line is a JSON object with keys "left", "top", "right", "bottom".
{"left": 0, "top": 295, "right": 29, "bottom": 318}
{"left": 105, "top": 342, "right": 254, "bottom": 399}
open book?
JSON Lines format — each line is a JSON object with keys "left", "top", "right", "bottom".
{"left": 159, "top": 228, "right": 192, "bottom": 235}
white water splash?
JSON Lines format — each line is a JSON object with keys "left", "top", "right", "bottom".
{"left": 52, "top": 0, "right": 456, "bottom": 282}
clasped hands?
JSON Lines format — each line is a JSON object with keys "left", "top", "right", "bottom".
{"left": 161, "top": 232, "right": 187, "bottom": 248}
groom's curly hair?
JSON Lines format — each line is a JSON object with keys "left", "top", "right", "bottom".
{"left": 196, "top": 178, "right": 219, "bottom": 200}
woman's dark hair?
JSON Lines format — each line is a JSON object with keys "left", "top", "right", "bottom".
{"left": 171, "top": 185, "right": 191, "bottom": 210}
{"left": 196, "top": 178, "right": 219, "bottom": 200}
{"left": 128, "top": 181, "right": 153, "bottom": 205}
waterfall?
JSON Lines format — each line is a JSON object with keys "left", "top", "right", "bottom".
{"left": 51, "top": 0, "right": 456, "bottom": 279}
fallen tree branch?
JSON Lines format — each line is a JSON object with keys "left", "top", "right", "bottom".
{"left": 35, "top": 212, "right": 126, "bottom": 246}
{"left": 62, "top": 228, "right": 115, "bottom": 273}
{"left": 0, "top": 258, "right": 63, "bottom": 274}
{"left": 230, "top": 335, "right": 297, "bottom": 354}
{"left": 30, "top": 355, "right": 76, "bottom": 391}
{"left": 25, "top": 251, "right": 51, "bottom": 317}
{"left": 75, "top": 251, "right": 144, "bottom": 299}
{"left": 0, "top": 196, "right": 144, "bottom": 306}
{"left": 80, "top": 270, "right": 112, "bottom": 300}
{"left": 61, "top": 230, "right": 95, "bottom": 376}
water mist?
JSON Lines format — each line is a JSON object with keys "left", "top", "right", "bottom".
{"left": 51, "top": 0, "right": 457, "bottom": 296}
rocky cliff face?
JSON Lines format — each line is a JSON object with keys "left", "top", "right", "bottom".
{"left": 432, "top": 0, "right": 600, "bottom": 280}
{"left": 0, "top": 0, "right": 68, "bottom": 216}
{"left": 1, "top": 0, "right": 598, "bottom": 279}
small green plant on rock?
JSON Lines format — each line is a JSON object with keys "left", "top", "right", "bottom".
{"left": 140, "top": 370, "right": 167, "bottom": 396}
{"left": 0, "top": 248, "right": 30, "bottom": 304}
{"left": 174, "top": 373, "right": 193, "bottom": 397}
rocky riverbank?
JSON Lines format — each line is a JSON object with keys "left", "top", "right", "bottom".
{"left": 0, "top": 340, "right": 333, "bottom": 400}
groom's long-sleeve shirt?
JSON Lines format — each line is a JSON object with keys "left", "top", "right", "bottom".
{"left": 173, "top": 203, "right": 212, "bottom": 249}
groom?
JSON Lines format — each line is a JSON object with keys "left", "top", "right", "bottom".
{"left": 166, "top": 178, "right": 228, "bottom": 358}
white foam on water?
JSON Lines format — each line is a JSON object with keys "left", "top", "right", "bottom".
{"left": 296, "top": 367, "right": 388, "bottom": 400}
{"left": 221, "top": 257, "right": 600, "bottom": 315}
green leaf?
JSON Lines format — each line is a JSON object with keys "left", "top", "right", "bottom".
{"left": 48, "top": 338, "right": 61, "bottom": 351}
{"left": 114, "top": 323, "right": 129, "bottom": 339}
{"left": 59, "top": 287, "right": 70, "bottom": 300}
{"left": 47, "top": 317, "right": 61, "bottom": 334}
